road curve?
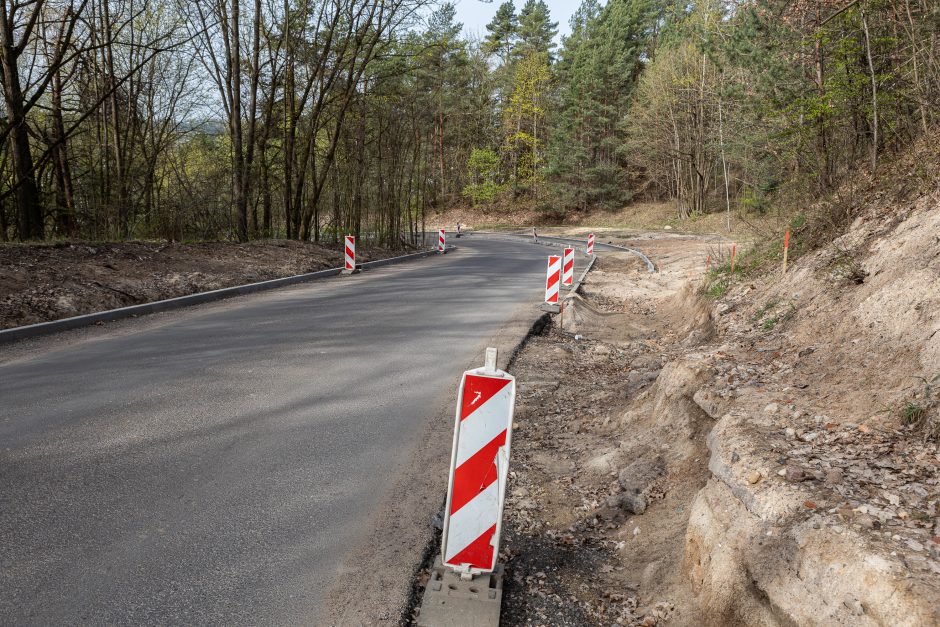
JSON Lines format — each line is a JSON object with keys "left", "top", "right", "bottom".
{"left": 0, "top": 236, "right": 554, "bottom": 625}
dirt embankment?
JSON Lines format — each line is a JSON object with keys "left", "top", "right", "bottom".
{"left": 488, "top": 188, "right": 939, "bottom": 626}
{"left": 430, "top": 199, "right": 784, "bottom": 242}
{"left": 0, "top": 240, "right": 401, "bottom": 330}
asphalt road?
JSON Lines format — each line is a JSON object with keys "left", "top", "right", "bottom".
{"left": 0, "top": 236, "right": 558, "bottom": 625}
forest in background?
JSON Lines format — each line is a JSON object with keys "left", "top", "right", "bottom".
{"left": 1, "top": 0, "right": 939, "bottom": 244}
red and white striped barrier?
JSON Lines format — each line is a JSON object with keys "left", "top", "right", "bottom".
{"left": 442, "top": 348, "right": 516, "bottom": 574}
{"left": 562, "top": 247, "right": 574, "bottom": 286}
{"left": 545, "top": 255, "right": 561, "bottom": 304}
{"left": 586, "top": 233, "right": 595, "bottom": 255}
{"left": 438, "top": 229, "right": 446, "bottom": 253}
{"left": 344, "top": 235, "right": 355, "bottom": 270}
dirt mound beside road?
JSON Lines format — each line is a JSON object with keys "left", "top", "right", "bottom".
{"left": 0, "top": 240, "right": 395, "bottom": 330}
{"left": 494, "top": 178, "right": 940, "bottom": 625}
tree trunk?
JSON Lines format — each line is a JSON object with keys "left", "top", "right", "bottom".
{"left": 861, "top": 8, "right": 879, "bottom": 171}
{"left": 0, "top": 13, "right": 43, "bottom": 240}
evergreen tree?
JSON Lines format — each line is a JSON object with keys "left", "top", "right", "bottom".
{"left": 516, "top": 0, "right": 558, "bottom": 59}
{"left": 546, "top": 0, "right": 657, "bottom": 211}
{"left": 484, "top": 1, "right": 518, "bottom": 66}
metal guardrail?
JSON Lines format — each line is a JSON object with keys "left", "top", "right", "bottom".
{"left": 490, "top": 232, "right": 655, "bottom": 274}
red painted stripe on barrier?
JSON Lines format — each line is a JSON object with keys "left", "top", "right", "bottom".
{"left": 446, "top": 523, "right": 497, "bottom": 569}
{"left": 461, "top": 377, "right": 512, "bottom": 421}
{"left": 450, "top": 430, "right": 505, "bottom": 514}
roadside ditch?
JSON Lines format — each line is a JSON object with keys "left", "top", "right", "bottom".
{"left": 407, "top": 217, "right": 940, "bottom": 626}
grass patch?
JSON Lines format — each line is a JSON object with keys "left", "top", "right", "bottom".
{"left": 752, "top": 299, "right": 778, "bottom": 321}
{"left": 894, "top": 375, "right": 940, "bottom": 436}
{"left": 704, "top": 276, "right": 730, "bottom": 299}
{"left": 901, "top": 402, "right": 929, "bottom": 425}
{"left": 755, "top": 301, "right": 797, "bottom": 331}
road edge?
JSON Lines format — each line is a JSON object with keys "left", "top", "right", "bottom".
{"left": 325, "top": 247, "right": 599, "bottom": 627}
{"left": 323, "top": 305, "right": 552, "bottom": 627}
{"left": 0, "top": 246, "right": 454, "bottom": 345}
{"left": 483, "top": 232, "right": 656, "bottom": 273}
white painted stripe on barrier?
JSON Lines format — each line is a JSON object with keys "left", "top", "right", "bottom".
{"left": 544, "top": 255, "right": 561, "bottom": 304}
{"left": 344, "top": 235, "right": 356, "bottom": 270}
{"left": 562, "top": 247, "right": 574, "bottom": 285}
{"left": 456, "top": 385, "right": 514, "bottom": 467}
{"left": 441, "top": 361, "right": 516, "bottom": 574}
{"left": 444, "top": 480, "right": 499, "bottom": 563}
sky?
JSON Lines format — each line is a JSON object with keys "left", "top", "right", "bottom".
{"left": 451, "top": 0, "right": 579, "bottom": 43}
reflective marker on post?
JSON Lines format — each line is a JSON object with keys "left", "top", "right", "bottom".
{"left": 545, "top": 255, "right": 561, "bottom": 304}
{"left": 439, "top": 229, "right": 446, "bottom": 253}
{"left": 441, "top": 347, "right": 516, "bottom": 575}
{"left": 562, "top": 247, "right": 574, "bottom": 287}
{"left": 586, "top": 233, "right": 595, "bottom": 255}
{"left": 345, "top": 235, "right": 355, "bottom": 271}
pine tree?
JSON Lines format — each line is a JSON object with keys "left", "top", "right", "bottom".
{"left": 546, "top": 0, "right": 657, "bottom": 211}
{"left": 516, "top": 0, "right": 558, "bottom": 59}
{"left": 484, "top": 1, "right": 518, "bottom": 66}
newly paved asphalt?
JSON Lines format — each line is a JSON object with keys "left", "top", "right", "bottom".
{"left": 0, "top": 236, "right": 554, "bottom": 624}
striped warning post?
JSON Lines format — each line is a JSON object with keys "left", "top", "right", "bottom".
{"left": 545, "top": 255, "right": 561, "bottom": 304}
{"left": 586, "top": 233, "right": 595, "bottom": 255}
{"left": 442, "top": 360, "right": 516, "bottom": 573}
{"left": 438, "top": 229, "right": 446, "bottom": 252}
{"left": 562, "top": 247, "right": 574, "bottom": 286}
{"left": 344, "top": 235, "right": 355, "bottom": 270}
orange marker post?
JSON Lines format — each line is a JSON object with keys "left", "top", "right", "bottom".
{"left": 731, "top": 244, "right": 737, "bottom": 275}
{"left": 783, "top": 230, "right": 791, "bottom": 273}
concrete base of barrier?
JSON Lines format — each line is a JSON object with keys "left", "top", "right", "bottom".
{"left": 417, "top": 557, "right": 503, "bottom": 627}
{"left": 341, "top": 265, "right": 362, "bottom": 275}
{"left": 539, "top": 303, "right": 561, "bottom": 314}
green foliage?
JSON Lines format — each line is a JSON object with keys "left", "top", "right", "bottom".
{"left": 752, "top": 299, "right": 778, "bottom": 322}
{"left": 898, "top": 375, "right": 940, "bottom": 436}
{"left": 902, "top": 402, "right": 928, "bottom": 425}
{"left": 501, "top": 51, "right": 552, "bottom": 195}
{"left": 5, "top": 0, "right": 940, "bottom": 244}
{"left": 516, "top": 0, "right": 559, "bottom": 59}
{"left": 462, "top": 148, "right": 504, "bottom": 205}
{"left": 756, "top": 301, "right": 797, "bottom": 330}
{"left": 484, "top": 1, "right": 518, "bottom": 63}
{"left": 761, "top": 315, "right": 779, "bottom": 331}
{"left": 547, "top": 0, "right": 657, "bottom": 212}
{"left": 704, "top": 275, "right": 729, "bottom": 299}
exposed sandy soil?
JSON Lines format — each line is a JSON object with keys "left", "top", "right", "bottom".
{"left": 435, "top": 184, "right": 940, "bottom": 626}
{"left": 492, "top": 244, "right": 718, "bottom": 627}
{"left": 0, "top": 240, "right": 404, "bottom": 330}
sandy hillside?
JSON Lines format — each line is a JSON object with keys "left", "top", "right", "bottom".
{"left": 410, "top": 134, "right": 940, "bottom": 625}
